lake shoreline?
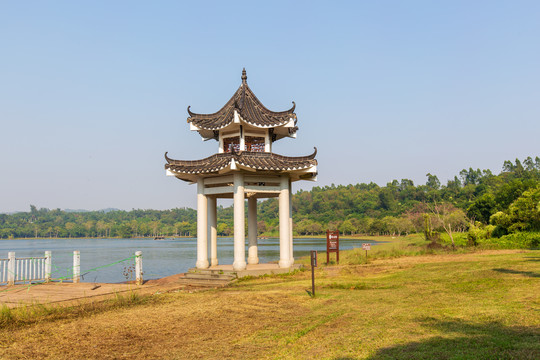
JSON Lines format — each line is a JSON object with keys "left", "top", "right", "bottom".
{"left": 1, "top": 236, "right": 384, "bottom": 283}
{"left": 1, "top": 234, "right": 390, "bottom": 241}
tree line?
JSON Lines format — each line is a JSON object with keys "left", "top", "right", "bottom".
{"left": 1, "top": 156, "right": 538, "bottom": 243}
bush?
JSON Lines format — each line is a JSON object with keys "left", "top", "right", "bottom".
{"left": 467, "top": 226, "right": 482, "bottom": 246}
{"left": 478, "top": 232, "right": 540, "bottom": 249}
{"left": 492, "top": 225, "right": 508, "bottom": 238}
{"left": 466, "top": 223, "right": 495, "bottom": 246}
{"left": 439, "top": 232, "right": 467, "bottom": 247}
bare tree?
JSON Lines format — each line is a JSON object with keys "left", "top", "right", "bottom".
{"left": 426, "top": 201, "right": 467, "bottom": 249}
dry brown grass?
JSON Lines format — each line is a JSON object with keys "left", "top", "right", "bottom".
{"left": 0, "top": 289, "right": 311, "bottom": 359}
{"left": 0, "top": 246, "right": 538, "bottom": 359}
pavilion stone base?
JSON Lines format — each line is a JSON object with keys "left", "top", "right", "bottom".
{"left": 188, "top": 263, "right": 304, "bottom": 279}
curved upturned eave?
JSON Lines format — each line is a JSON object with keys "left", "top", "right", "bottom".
{"left": 186, "top": 85, "right": 239, "bottom": 120}
{"left": 164, "top": 148, "right": 317, "bottom": 175}
{"left": 240, "top": 83, "right": 296, "bottom": 117}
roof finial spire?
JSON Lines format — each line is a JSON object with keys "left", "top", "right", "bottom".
{"left": 241, "top": 68, "right": 247, "bottom": 84}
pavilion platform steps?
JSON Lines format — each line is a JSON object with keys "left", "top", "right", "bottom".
{"left": 175, "top": 271, "right": 236, "bottom": 288}
{"left": 188, "top": 263, "right": 304, "bottom": 280}
{"left": 184, "top": 272, "right": 236, "bottom": 281}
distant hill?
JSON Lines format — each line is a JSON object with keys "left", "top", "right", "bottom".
{"left": 100, "top": 208, "right": 121, "bottom": 213}
{"left": 63, "top": 208, "right": 120, "bottom": 213}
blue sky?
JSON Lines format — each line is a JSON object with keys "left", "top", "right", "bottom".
{"left": 1, "top": 1, "right": 539, "bottom": 212}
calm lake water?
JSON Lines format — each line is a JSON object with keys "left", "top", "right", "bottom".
{"left": 0, "top": 237, "right": 381, "bottom": 283}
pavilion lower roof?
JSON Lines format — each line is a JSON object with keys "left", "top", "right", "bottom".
{"left": 187, "top": 70, "right": 296, "bottom": 131}
{"left": 165, "top": 148, "right": 317, "bottom": 175}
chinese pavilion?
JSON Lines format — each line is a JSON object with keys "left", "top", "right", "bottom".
{"left": 165, "top": 69, "right": 317, "bottom": 271}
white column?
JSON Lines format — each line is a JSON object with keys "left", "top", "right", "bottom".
{"left": 135, "top": 251, "right": 143, "bottom": 285}
{"left": 289, "top": 180, "right": 294, "bottom": 264}
{"left": 233, "top": 173, "right": 247, "bottom": 271}
{"left": 218, "top": 133, "right": 224, "bottom": 153}
{"left": 196, "top": 178, "right": 209, "bottom": 269}
{"left": 247, "top": 196, "right": 259, "bottom": 265}
{"left": 279, "top": 175, "right": 292, "bottom": 268}
{"left": 239, "top": 126, "right": 245, "bottom": 151}
{"left": 208, "top": 196, "right": 218, "bottom": 266}
{"left": 7, "top": 252, "right": 15, "bottom": 285}
{"left": 265, "top": 129, "right": 272, "bottom": 152}
{"left": 44, "top": 251, "right": 51, "bottom": 282}
{"left": 73, "top": 250, "right": 80, "bottom": 283}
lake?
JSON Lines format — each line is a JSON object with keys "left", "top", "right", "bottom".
{"left": 0, "top": 237, "right": 380, "bottom": 283}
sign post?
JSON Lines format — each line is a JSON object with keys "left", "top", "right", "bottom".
{"left": 326, "top": 230, "right": 340, "bottom": 264}
{"left": 310, "top": 250, "right": 317, "bottom": 297}
{"left": 362, "top": 243, "right": 371, "bottom": 262}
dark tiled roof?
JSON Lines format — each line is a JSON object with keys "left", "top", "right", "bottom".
{"left": 187, "top": 69, "right": 296, "bottom": 130}
{"left": 165, "top": 148, "right": 317, "bottom": 175}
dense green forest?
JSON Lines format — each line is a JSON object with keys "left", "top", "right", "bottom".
{"left": 1, "top": 156, "right": 539, "bottom": 246}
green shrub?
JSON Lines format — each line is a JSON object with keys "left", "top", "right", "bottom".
{"left": 466, "top": 223, "right": 496, "bottom": 246}
{"left": 492, "top": 225, "right": 508, "bottom": 238}
{"left": 439, "top": 232, "right": 467, "bottom": 247}
{"left": 478, "top": 232, "right": 540, "bottom": 249}
{"left": 467, "top": 226, "right": 482, "bottom": 246}
{"left": 484, "top": 224, "right": 496, "bottom": 238}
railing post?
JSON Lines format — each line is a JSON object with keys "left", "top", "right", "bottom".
{"left": 135, "top": 251, "right": 143, "bottom": 285}
{"left": 73, "top": 250, "right": 80, "bottom": 283}
{"left": 44, "top": 251, "right": 52, "bottom": 282}
{"left": 7, "top": 252, "right": 15, "bottom": 285}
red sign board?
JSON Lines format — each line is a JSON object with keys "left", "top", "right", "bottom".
{"left": 362, "top": 243, "right": 371, "bottom": 251}
{"left": 326, "top": 230, "right": 339, "bottom": 264}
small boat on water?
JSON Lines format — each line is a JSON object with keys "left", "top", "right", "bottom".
{"left": 154, "top": 236, "right": 166, "bottom": 240}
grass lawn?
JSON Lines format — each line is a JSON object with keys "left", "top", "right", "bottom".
{"left": 0, "top": 236, "right": 538, "bottom": 359}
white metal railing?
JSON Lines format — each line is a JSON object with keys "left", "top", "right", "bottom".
{"left": 0, "top": 251, "right": 51, "bottom": 285}
{"left": 1, "top": 250, "right": 142, "bottom": 286}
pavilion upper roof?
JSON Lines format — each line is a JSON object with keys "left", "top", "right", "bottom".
{"left": 187, "top": 69, "right": 297, "bottom": 131}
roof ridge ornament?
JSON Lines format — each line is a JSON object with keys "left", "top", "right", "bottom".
{"left": 241, "top": 68, "right": 247, "bottom": 84}
{"left": 238, "top": 80, "right": 246, "bottom": 109}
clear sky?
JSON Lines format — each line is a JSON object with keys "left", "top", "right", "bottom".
{"left": 1, "top": 1, "right": 539, "bottom": 213}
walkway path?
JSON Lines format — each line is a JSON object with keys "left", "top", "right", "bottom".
{"left": 0, "top": 263, "right": 302, "bottom": 308}
{"left": 0, "top": 274, "right": 191, "bottom": 308}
